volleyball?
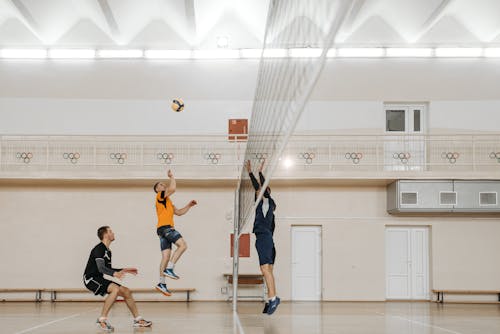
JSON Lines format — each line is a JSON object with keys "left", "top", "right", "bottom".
{"left": 171, "top": 98, "right": 184, "bottom": 112}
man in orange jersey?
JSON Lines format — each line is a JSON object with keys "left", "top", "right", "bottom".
{"left": 153, "top": 169, "right": 197, "bottom": 296}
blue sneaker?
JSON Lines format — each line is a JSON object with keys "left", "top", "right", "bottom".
{"left": 163, "top": 268, "right": 180, "bottom": 280}
{"left": 267, "top": 297, "right": 280, "bottom": 315}
{"left": 155, "top": 283, "right": 171, "bottom": 297}
{"left": 262, "top": 302, "right": 269, "bottom": 314}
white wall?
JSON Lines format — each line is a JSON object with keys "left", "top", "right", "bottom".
{"left": 3, "top": 98, "right": 500, "bottom": 135}
{"left": 2, "top": 58, "right": 500, "bottom": 135}
{"left": 0, "top": 98, "right": 251, "bottom": 135}
{"left": 1, "top": 181, "right": 499, "bottom": 301}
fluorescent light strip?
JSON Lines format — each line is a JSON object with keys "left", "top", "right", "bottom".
{"left": 49, "top": 49, "right": 95, "bottom": 59}
{"left": 240, "top": 49, "right": 262, "bottom": 58}
{"left": 386, "top": 48, "right": 433, "bottom": 57}
{"left": 337, "top": 48, "right": 384, "bottom": 57}
{"left": 2, "top": 47, "right": 500, "bottom": 60}
{"left": 145, "top": 50, "right": 192, "bottom": 59}
{"left": 1, "top": 48, "right": 47, "bottom": 59}
{"left": 326, "top": 48, "right": 336, "bottom": 57}
{"left": 484, "top": 48, "right": 500, "bottom": 58}
{"left": 97, "top": 49, "right": 143, "bottom": 58}
{"left": 192, "top": 49, "right": 240, "bottom": 59}
{"left": 263, "top": 48, "right": 288, "bottom": 58}
{"left": 289, "top": 48, "right": 322, "bottom": 58}
{"left": 435, "top": 48, "right": 483, "bottom": 57}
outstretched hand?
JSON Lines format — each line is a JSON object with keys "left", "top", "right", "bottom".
{"left": 188, "top": 200, "right": 197, "bottom": 207}
{"left": 122, "top": 268, "right": 138, "bottom": 275}
{"left": 245, "top": 160, "right": 251, "bottom": 173}
{"left": 167, "top": 169, "right": 173, "bottom": 178}
{"left": 258, "top": 159, "right": 265, "bottom": 172}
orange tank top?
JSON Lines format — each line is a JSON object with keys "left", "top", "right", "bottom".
{"left": 156, "top": 192, "right": 175, "bottom": 228}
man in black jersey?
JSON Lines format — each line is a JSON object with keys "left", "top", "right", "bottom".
{"left": 245, "top": 159, "right": 280, "bottom": 315}
{"left": 84, "top": 226, "right": 152, "bottom": 331}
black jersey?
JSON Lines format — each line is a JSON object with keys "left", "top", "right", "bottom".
{"left": 84, "top": 242, "right": 119, "bottom": 278}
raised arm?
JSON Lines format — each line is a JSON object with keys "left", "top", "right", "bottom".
{"left": 174, "top": 200, "right": 197, "bottom": 216}
{"left": 246, "top": 160, "right": 260, "bottom": 191}
{"left": 258, "top": 159, "right": 266, "bottom": 185}
{"left": 165, "top": 169, "right": 176, "bottom": 197}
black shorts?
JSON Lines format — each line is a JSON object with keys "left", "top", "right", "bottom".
{"left": 255, "top": 233, "right": 276, "bottom": 266}
{"left": 83, "top": 275, "right": 118, "bottom": 296}
{"left": 157, "top": 225, "right": 183, "bottom": 251}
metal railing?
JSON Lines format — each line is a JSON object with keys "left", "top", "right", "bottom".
{"left": 1, "top": 134, "right": 499, "bottom": 179}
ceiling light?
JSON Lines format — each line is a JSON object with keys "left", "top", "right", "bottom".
{"left": 144, "top": 50, "right": 192, "bottom": 59}
{"left": 263, "top": 49, "right": 288, "bottom": 58}
{"left": 386, "top": 48, "right": 433, "bottom": 57}
{"left": 484, "top": 48, "right": 500, "bottom": 58}
{"left": 97, "top": 49, "right": 143, "bottom": 58}
{"left": 337, "top": 48, "right": 384, "bottom": 57}
{"left": 435, "top": 48, "right": 483, "bottom": 57}
{"left": 192, "top": 49, "right": 240, "bottom": 59}
{"left": 1, "top": 49, "right": 47, "bottom": 59}
{"left": 326, "top": 48, "right": 336, "bottom": 57}
{"left": 289, "top": 48, "right": 322, "bottom": 58}
{"left": 49, "top": 49, "right": 95, "bottom": 59}
{"left": 240, "top": 49, "right": 262, "bottom": 58}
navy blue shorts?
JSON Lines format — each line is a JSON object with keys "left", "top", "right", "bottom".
{"left": 157, "top": 226, "right": 183, "bottom": 251}
{"left": 255, "top": 233, "right": 276, "bottom": 266}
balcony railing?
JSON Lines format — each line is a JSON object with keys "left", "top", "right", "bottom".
{"left": 1, "top": 134, "right": 499, "bottom": 180}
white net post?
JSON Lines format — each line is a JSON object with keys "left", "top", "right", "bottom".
{"left": 232, "top": 187, "right": 240, "bottom": 311}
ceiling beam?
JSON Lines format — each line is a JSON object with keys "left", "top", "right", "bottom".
{"left": 411, "top": 0, "right": 454, "bottom": 42}
{"left": 184, "top": 0, "right": 196, "bottom": 44}
{"left": 97, "top": 0, "right": 120, "bottom": 39}
{"left": 341, "top": 0, "right": 367, "bottom": 34}
{"left": 10, "top": 0, "right": 40, "bottom": 33}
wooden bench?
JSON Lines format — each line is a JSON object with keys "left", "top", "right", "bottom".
{"left": 223, "top": 273, "right": 266, "bottom": 301}
{"left": 1, "top": 288, "right": 195, "bottom": 302}
{"left": 433, "top": 289, "right": 500, "bottom": 304}
{"left": 0, "top": 289, "right": 44, "bottom": 302}
{"left": 49, "top": 288, "right": 195, "bottom": 302}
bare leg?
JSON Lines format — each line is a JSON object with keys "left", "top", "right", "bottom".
{"left": 170, "top": 238, "right": 187, "bottom": 264}
{"left": 260, "top": 264, "right": 276, "bottom": 298}
{"left": 100, "top": 283, "right": 119, "bottom": 318}
{"left": 160, "top": 249, "right": 171, "bottom": 276}
{"left": 118, "top": 286, "right": 139, "bottom": 318}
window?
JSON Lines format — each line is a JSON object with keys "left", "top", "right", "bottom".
{"left": 386, "top": 110, "right": 405, "bottom": 132}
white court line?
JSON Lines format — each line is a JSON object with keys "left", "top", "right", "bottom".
{"left": 375, "top": 312, "right": 463, "bottom": 334}
{"left": 233, "top": 311, "right": 246, "bottom": 334}
{"left": 13, "top": 307, "right": 99, "bottom": 334}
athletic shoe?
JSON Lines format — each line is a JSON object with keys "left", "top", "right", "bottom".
{"left": 262, "top": 302, "right": 269, "bottom": 314}
{"left": 163, "top": 268, "right": 180, "bottom": 280}
{"left": 133, "top": 317, "right": 152, "bottom": 328}
{"left": 96, "top": 318, "right": 114, "bottom": 332}
{"left": 155, "top": 283, "right": 171, "bottom": 297}
{"left": 267, "top": 297, "right": 281, "bottom": 315}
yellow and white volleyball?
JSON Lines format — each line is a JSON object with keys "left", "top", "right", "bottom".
{"left": 171, "top": 98, "right": 184, "bottom": 112}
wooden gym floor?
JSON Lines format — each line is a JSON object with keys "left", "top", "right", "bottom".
{"left": 2, "top": 301, "right": 500, "bottom": 334}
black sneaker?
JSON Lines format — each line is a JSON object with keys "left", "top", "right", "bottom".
{"left": 262, "top": 303, "right": 269, "bottom": 314}
{"left": 267, "top": 297, "right": 280, "bottom": 315}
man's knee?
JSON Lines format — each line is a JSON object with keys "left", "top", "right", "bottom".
{"left": 260, "top": 264, "right": 272, "bottom": 273}
{"left": 119, "top": 286, "right": 132, "bottom": 298}
{"left": 177, "top": 239, "right": 187, "bottom": 250}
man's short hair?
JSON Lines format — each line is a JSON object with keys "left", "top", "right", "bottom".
{"left": 97, "top": 226, "right": 110, "bottom": 240}
{"left": 153, "top": 182, "right": 161, "bottom": 193}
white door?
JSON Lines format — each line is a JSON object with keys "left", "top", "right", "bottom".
{"left": 292, "top": 226, "right": 322, "bottom": 301}
{"left": 384, "top": 104, "right": 426, "bottom": 171}
{"left": 386, "top": 227, "right": 429, "bottom": 300}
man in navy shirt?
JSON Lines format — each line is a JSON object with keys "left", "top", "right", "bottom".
{"left": 245, "top": 159, "right": 280, "bottom": 315}
{"left": 84, "top": 226, "right": 152, "bottom": 331}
